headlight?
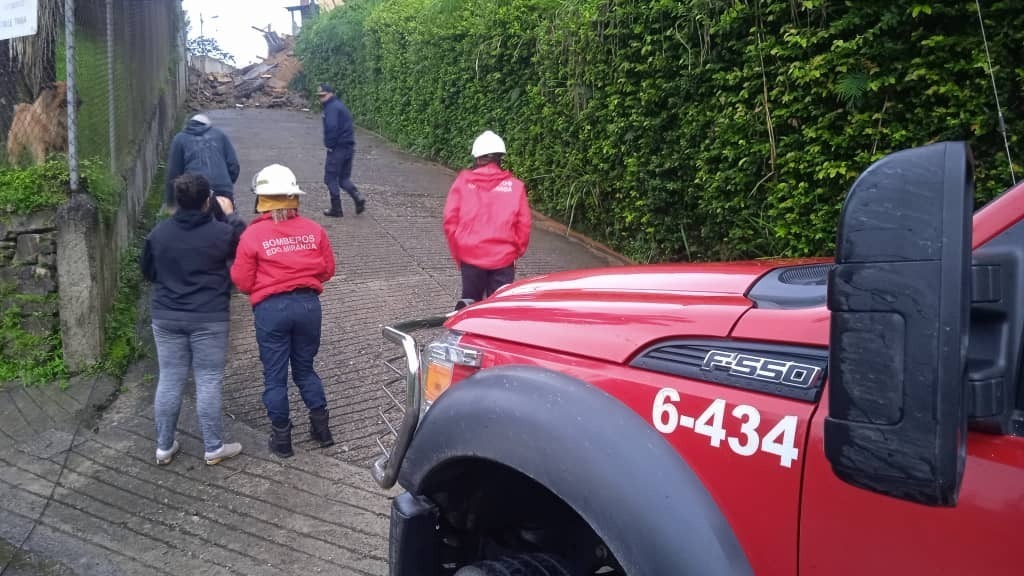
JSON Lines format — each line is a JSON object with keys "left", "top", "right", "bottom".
{"left": 421, "top": 330, "right": 482, "bottom": 412}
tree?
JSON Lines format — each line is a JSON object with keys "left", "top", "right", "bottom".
{"left": 184, "top": 18, "right": 235, "bottom": 65}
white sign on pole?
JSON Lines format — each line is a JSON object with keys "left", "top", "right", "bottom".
{"left": 0, "top": 0, "right": 39, "bottom": 42}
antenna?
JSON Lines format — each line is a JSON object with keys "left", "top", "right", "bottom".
{"left": 975, "top": 0, "right": 1016, "bottom": 185}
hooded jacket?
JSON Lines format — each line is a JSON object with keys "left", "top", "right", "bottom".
{"left": 443, "top": 163, "right": 531, "bottom": 270}
{"left": 164, "top": 119, "right": 241, "bottom": 205}
{"left": 141, "top": 209, "right": 247, "bottom": 323}
{"left": 230, "top": 213, "right": 336, "bottom": 306}
{"left": 322, "top": 96, "right": 355, "bottom": 151}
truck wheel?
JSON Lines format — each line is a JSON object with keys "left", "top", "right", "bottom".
{"left": 453, "top": 553, "right": 575, "bottom": 576}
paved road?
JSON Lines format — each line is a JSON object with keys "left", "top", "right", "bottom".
{"left": 214, "top": 109, "right": 622, "bottom": 466}
{"left": 0, "top": 108, "right": 624, "bottom": 575}
{"left": 1, "top": 364, "right": 392, "bottom": 576}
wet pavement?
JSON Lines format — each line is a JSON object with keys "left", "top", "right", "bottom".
{"left": 0, "top": 108, "right": 626, "bottom": 575}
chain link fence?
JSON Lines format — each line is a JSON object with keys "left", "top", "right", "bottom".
{"left": 0, "top": 0, "right": 185, "bottom": 371}
{"left": 1, "top": 0, "right": 182, "bottom": 183}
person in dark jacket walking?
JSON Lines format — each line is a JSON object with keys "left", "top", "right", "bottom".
{"left": 317, "top": 83, "right": 366, "bottom": 218}
{"left": 164, "top": 114, "right": 240, "bottom": 219}
{"left": 142, "top": 173, "right": 247, "bottom": 466}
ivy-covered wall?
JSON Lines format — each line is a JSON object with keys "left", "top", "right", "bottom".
{"left": 0, "top": 158, "right": 122, "bottom": 383}
{"left": 0, "top": 210, "right": 62, "bottom": 384}
{"left": 297, "top": 0, "right": 1023, "bottom": 262}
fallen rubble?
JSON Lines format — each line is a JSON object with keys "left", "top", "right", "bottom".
{"left": 187, "top": 32, "right": 310, "bottom": 112}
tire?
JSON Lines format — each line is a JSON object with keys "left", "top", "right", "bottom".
{"left": 453, "top": 553, "right": 575, "bottom": 576}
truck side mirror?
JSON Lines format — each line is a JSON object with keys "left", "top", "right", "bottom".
{"left": 825, "top": 141, "right": 973, "bottom": 507}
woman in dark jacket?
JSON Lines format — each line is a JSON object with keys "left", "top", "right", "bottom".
{"left": 141, "top": 173, "right": 246, "bottom": 466}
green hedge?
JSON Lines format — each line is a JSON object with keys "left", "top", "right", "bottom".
{"left": 297, "top": 0, "right": 1023, "bottom": 261}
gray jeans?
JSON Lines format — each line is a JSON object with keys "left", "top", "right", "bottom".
{"left": 152, "top": 319, "right": 230, "bottom": 453}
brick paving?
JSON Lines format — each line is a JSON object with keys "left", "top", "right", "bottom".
{"left": 0, "top": 108, "right": 625, "bottom": 575}
{"left": 1, "top": 363, "right": 392, "bottom": 576}
{"left": 214, "top": 109, "right": 624, "bottom": 466}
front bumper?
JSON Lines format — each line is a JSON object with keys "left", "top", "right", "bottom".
{"left": 388, "top": 492, "right": 441, "bottom": 576}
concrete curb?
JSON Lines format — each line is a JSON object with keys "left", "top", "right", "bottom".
{"left": 529, "top": 209, "right": 635, "bottom": 267}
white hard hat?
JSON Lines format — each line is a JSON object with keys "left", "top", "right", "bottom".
{"left": 251, "top": 164, "right": 305, "bottom": 196}
{"left": 471, "top": 130, "right": 506, "bottom": 158}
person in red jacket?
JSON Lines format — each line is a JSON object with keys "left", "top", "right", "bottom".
{"left": 230, "top": 164, "right": 337, "bottom": 458}
{"left": 443, "top": 130, "right": 531, "bottom": 308}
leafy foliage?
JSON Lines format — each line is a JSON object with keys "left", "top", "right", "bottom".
{"left": 297, "top": 0, "right": 1024, "bottom": 261}
{"left": 0, "top": 288, "right": 67, "bottom": 387}
{"left": 185, "top": 17, "right": 237, "bottom": 65}
{"left": 93, "top": 241, "right": 144, "bottom": 377}
{"left": 0, "top": 159, "right": 71, "bottom": 214}
{"left": 92, "top": 163, "right": 166, "bottom": 377}
{"left": 188, "top": 35, "right": 237, "bottom": 65}
{"left": 0, "top": 156, "right": 119, "bottom": 220}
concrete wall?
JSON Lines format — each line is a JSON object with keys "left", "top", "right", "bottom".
{"left": 189, "top": 54, "right": 237, "bottom": 76}
{"left": 56, "top": 38, "right": 188, "bottom": 372}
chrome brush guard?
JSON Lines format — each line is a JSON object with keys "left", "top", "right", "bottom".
{"left": 372, "top": 314, "right": 451, "bottom": 489}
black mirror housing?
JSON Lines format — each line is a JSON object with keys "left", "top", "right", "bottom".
{"left": 826, "top": 141, "right": 973, "bottom": 507}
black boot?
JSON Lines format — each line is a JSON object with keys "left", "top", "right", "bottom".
{"left": 354, "top": 196, "right": 366, "bottom": 215}
{"left": 323, "top": 197, "right": 343, "bottom": 217}
{"left": 268, "top": 422, "right": 294, "bottom": 458}
{"left": 309, "top": 408, "right": 335, "bottom": 448}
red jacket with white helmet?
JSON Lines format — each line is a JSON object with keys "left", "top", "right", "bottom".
{"left": 230, "top": 213, "right": 336, "bottom": 306}
{"left": 443, "top": 163, "right": 531, "bottom": 270}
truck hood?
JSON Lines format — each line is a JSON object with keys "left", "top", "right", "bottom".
{"left": 447, "top": 261, "right": 811, "bottom": 364}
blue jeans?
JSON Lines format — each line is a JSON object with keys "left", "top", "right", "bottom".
{"left": 152, "top": 319, "right": 229, "bottom": 453}
{"left": 324, "top": 147, "right": 363, "bottom": 203}
{"left": 253, "top": 289, "right": 327, "bottom": 427}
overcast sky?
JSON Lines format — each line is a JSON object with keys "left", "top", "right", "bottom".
{"left": 182, "top": 0, "right": 299, "bottom": 66}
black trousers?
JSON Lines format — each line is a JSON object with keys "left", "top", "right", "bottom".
{"left": 460, "top": 262, "right": 515, "bottom": 301}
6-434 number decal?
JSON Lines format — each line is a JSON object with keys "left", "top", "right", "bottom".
{"left": 652, "top": 388, "right": 800, "bottom": 468}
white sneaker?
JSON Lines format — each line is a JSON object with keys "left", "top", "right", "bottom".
{"left": 204, "top": 442, "right": 242, "bottom": 465}
{"left": 156, "top": 440, "right": 180, "bottom": 465}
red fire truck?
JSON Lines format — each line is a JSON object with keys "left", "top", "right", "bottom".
{"left": 372, "top": 142, "right": 1022, "bottom": 576}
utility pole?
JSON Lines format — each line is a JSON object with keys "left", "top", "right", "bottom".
{"left": 199, "top": 12, "right": 206, "bottom": 77}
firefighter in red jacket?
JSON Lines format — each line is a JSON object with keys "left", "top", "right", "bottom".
{"left": 443, "top": 130, "right": 531, "bottom": 308}
{"left": 230, "top": 164, "right": 337, "bottom": 458}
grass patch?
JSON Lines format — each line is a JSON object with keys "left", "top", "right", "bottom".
{"left": 93, "top": 242, "right": 143, "bottom": 376}
{"left": 0, "top": 160, "right": 69, "bottom": 214}
{"left": 0, "top": 156, "right": 121, "bottom": 220}
{"left": 0, "top": 286, "right": 68, "bottom": 387}
{"left": 0, "top": 161, "right": 119, "bottom": 390}
{"left": 91, "top": 162, "right": 166, "bottom": 377}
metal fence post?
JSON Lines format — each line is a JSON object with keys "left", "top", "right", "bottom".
{"left": 64, "top": 0, "right": 78, "bottom": 192}
{"left": 106, "top": 0, "right": 115, "bottom": 174}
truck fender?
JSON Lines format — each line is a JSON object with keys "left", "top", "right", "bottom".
{"left": 398, "top": 364, "right": 753, "bottom": 576}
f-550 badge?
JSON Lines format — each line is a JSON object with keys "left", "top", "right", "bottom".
{"left": 701, "top": 350, "right": 822, "bottom": 389}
